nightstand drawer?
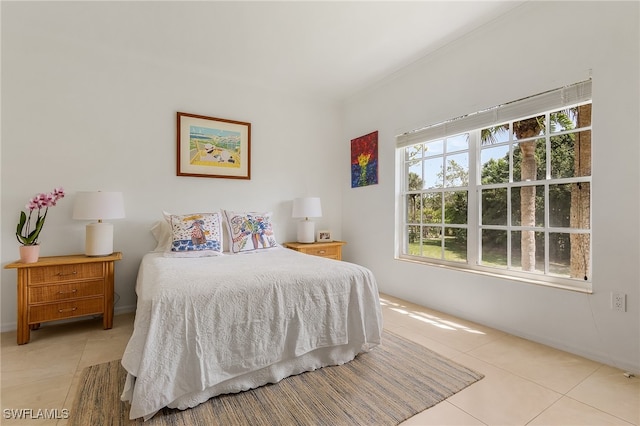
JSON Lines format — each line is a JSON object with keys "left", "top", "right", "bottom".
{"left": 283, "top": 241, "right": 346, "bottom": 261}
{"left": 28, "top": 263, "right": 104, "bottom": 284}
{"left": 28, "top": 280, "right": 104, "bottom": 304}
{"left": 29, "top": 297, "right": 104, "bottom": 323}
{"left": 305, "top": 246, "right": 340, "bottom": 258}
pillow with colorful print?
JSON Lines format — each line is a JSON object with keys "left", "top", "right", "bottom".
{"left": 165, "top": 212, "right": 224, "bottom": 257}
{"left": 222, "top": 210, "right": 278, "bottom": 253}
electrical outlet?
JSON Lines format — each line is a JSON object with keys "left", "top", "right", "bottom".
{"left": 612, "top": 292, "right": 626, "bottom": 312}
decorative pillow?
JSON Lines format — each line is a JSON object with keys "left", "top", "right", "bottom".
{"left": 150, "top": 220, "right": 172, "bottom": 252}
{"left": 166, "top": 212, "right": 223, "bottom": 257}
{"left": 222, "top": 210, "right": 278, "bottom": 253}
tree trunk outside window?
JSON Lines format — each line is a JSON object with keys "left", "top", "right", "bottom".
{"left": 514, "top": 118, "right": 541, "bottom": 272}
{"left": 570, "top": 104, "right": 591, "bottom": 279}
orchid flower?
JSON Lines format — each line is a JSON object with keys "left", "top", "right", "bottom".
{"left": 16, "top": 187, "right": 65, "bottom": 246}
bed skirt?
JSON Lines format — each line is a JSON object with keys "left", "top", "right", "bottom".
{"left": 122, "top": 339, "right": 375, "bottom": 421}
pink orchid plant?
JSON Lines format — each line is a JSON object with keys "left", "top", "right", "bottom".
{"left": 16, "top": 187, "right": 65, "bottom": 246}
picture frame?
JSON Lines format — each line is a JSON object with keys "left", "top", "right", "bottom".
{"left": 317, "top": 230, "right": 333, "bottom": 242}
{"left": 177, "top": 112, "right": 251, "bottom": 179}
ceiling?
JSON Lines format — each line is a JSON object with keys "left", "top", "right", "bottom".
{"left": 20, "top": 1, "right": 526, "bottom": 103}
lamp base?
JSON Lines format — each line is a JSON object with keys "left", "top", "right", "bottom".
{"left": 296, "top": 220, "right": 315, "bottom": 243}
{"left": 85, "top": 222, "right": 114, "bottom": 256}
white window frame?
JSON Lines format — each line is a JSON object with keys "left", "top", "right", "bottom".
{"left": 395, "top": 80, "right": 592, "bottom": 293}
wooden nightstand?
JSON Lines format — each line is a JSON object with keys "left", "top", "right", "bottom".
{"left": 4, "top": 252, "right": 122, "bottom": 345}
{"left": 283, "top": 241, "right": 346, "bottom": 261}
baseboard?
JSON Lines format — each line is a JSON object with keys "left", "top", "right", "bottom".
{"left": 115, "top": 304, "right": 137, "bottom": 316}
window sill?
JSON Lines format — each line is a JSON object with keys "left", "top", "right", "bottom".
{"left": 395, "top": 256, "right": 593, "bottom": 294}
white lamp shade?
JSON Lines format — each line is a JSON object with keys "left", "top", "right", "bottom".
{"left": 73, "top": 191, "right": 125, "bottom": 256}
{"left": 72, "top": 191, "right": 125, "bottom": 220}
{"left": 292, "top": 197, "right": 322, "bottom": 218}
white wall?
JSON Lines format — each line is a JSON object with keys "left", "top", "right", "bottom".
{"left": 342, "top": 1, "right": 639, "bottom": 372}
{"left": 2, "top": 1, "right": 638, "bottom": 374}
{"left": 1, "top": 3, "right": 344, "bottom": 328}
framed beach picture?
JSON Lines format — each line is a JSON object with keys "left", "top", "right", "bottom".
{"left": 177, "top": 112, "right": 251, "bottom": 179}
{"left": 351, "top": 130, "right": 379, "bottom": 188}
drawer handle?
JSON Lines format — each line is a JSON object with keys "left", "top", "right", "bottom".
{"left": 318, "top": 250, "right": 326, "bottom": 254}
{"left": 58, "top": 307, "right": 78, "bottom": 313}
{"left": 58, "top": 289, "right": 78, "bottom": 294}
{"left": 56, "top": 271, "right": 77, "bottom": 277}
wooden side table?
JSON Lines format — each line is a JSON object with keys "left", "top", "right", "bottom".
{"left": 282, "top": 241, "right": 346, "bottom": 261}
{"left": 4, "top": 252, "right": 122, "bottom": 344}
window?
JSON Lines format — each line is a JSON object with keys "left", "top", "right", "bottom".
{"left": 397, "top": 80, "right": 592, "bottom": 292}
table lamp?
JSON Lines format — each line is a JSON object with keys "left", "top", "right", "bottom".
{"left": 292, "top": 197, "right": 322, "bottom": 243}
{"left": 73, "top": 191, "right": 125, "bottom": 256}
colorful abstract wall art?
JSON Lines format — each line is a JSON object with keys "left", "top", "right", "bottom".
{"left": 351, "top": 131, "right": 379, "bottom": 188}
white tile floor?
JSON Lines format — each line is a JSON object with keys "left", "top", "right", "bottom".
{"left": 1, "top": 294, "right": 638, "bottom": 425}
{"left": 380, "top": 294, "right": 639, "bottom": 426}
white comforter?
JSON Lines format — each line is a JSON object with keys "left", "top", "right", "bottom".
{"left": 120, "top": 247, "right": 382, "bottom": 420}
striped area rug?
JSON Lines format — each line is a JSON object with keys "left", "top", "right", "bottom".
{"left": 69, "top": 331, "right": 483, "bottom": 425}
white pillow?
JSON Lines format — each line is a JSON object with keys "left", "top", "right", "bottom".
{"left": 150, "top": 220, "right": 172, "bottom": 252}
{"left": 222, "top": 210, "right": 278, "bottom": 253}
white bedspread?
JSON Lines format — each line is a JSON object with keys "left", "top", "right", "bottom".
{"left": 120, "top": 247, "right": 382, "bottom": 420}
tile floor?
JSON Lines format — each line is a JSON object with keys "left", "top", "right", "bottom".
{"left": 1, "top": 294, "right": 638, "bottom": 425}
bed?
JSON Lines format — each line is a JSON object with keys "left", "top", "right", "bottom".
{"left": 120, "top": 212, "right": 382, "bottom": 420}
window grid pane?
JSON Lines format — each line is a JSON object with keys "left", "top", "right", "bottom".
{"left": 401, "top": 134, "right": 470, "bottom": 263}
